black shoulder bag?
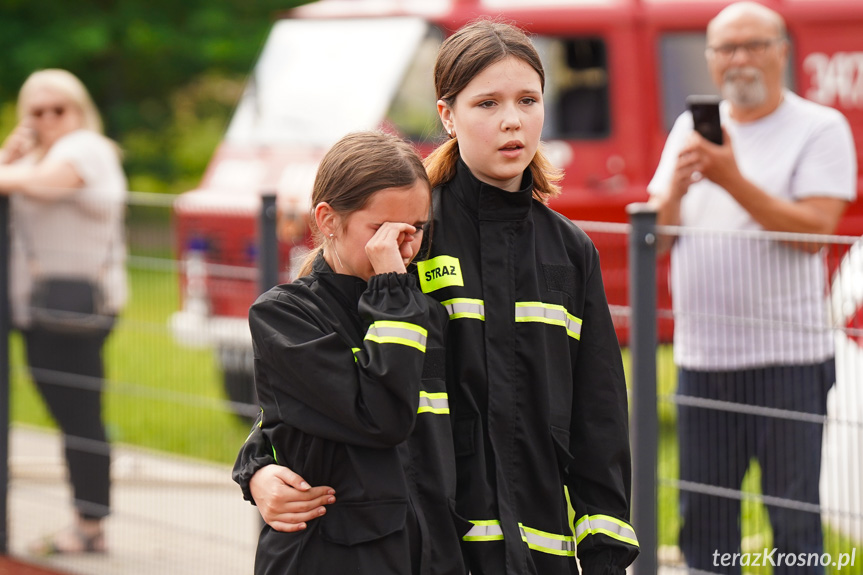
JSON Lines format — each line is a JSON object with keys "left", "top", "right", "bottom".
{"left": 25, "top": 226, "right": 114, "bottom": 334}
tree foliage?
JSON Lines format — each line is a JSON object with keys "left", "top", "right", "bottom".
{"left": 0, "top": 0, "right": 314, "bottom": 193}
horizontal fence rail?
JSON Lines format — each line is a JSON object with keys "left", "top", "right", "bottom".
{"left": 1, "top": 191, "right": 277, "bottom": 574}
{"left": 1, "top": 195, "right": 861, "bottom": 574}
{"left": 626, "top": 212, "right": 863, "bottom": 575}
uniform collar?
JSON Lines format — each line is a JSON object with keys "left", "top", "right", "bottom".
{"left": 312, "top": 251, "right": 367, "bottom": 302}
{"left": 449, "top": 159, "right": 534, "bottom": 221}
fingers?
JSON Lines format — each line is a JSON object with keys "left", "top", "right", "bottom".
{"left": 249, "top": 465, "right": 337, "bottom": 532}
{"left": 374, "top": 222, "right": 418, "bottom": 246}
{"left": 259, "top": 488, "right": 337, "bottom": 532}
{"left": 673, "top": 147, "right": 701, "bottom": 190}
{"left": 366, "top": 222, "right": 418, "bottom": 275}
{"left": 261, "top": 486, "right": 337, "bottom": 529}
{"left": 1, "top": 125, "right": 37, "bottom": 163}
{"left": 271, "top": 465, "right": 312, "bottom": 491}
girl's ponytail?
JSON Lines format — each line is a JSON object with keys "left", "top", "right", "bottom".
{"left": 423, "top": 137, "right": 460, "bottom": 189}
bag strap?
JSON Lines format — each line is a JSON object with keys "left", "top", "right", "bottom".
{"left": 18, "top": 196, "right": 117, "bottom": 282}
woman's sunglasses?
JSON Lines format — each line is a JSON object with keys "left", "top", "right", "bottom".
{"left": 29, "top": 105, "right": 66, "bottom": 119}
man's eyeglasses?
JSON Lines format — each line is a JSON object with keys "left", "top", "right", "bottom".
{"left": 707, "top": 38, "right": 784, "bottom": 59}
{"left": 29, "top": 105, "right": 67, "bottom": 120}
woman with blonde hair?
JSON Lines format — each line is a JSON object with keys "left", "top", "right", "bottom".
{"left": 0, "top": 68, "right": 127, "bottom": 554}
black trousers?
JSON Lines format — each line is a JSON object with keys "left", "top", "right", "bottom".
{"left": 24, "top": 324, "right": 114, "bottom": 520}
{"left": 677, "top": 360, "right": 834, "bottom": 575}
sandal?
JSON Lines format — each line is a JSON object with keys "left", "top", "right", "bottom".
{"left": 28, "top": 527, "right": 106, "bottom": 556}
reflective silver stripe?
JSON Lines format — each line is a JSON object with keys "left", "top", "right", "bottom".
{"left": 573, "top": 514, "right": 639, "bottom": 547}
{"left": 365, "top": 321, "right": 428, "bottom": 352}
{"left": 514, "top": 301, "right": 582, "bottom": 340}
{"left": 519, "top": 523, "right": 576, "bottom": 557}
{"left": 463, "top": 520, "right": 576, "bottom": 557}
{"left": 417, "top": 391, "right": 449, "bottom": 414}
{"left": 441, "top": 298, "right": 485, "bottom": 321}
{"left": 462, "top": 520, "right": 503, "bottom": 541}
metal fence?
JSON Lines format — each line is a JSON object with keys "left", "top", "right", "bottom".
{"left": 617, "top": 207, "right": 863, "bottom": 575}
{"left": 1, "top": 196, "right": 862, "bottom": 574}
{"left": 0, "top": 191, "right": 276, "bottom": 575}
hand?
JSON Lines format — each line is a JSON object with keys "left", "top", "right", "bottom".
{"left": 365, "top": 222, "right": 418, "bottom": 275}
{"left": 669, "top": 132, "right": 703, "bottom": 199}
{"left": 249, "top": 464, "right": 336, "bottom": 532}
{"left": 0, "top": 124, "right": 38, "bottom": 164}
{"left": 686, "top": 127, "right": 741, "bottom": 190}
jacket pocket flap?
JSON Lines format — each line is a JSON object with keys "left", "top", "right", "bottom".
{"left": 320, "top": 499, "right": 407, "bottom": 546}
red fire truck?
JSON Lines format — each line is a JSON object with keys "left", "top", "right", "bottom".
{"left": 171, "top": 0, "right": 863, "bottom": 410}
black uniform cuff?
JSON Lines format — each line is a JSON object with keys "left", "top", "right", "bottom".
{"left": 232, "top": 451, "right": 277, "bottom": 505}
{"left": 579, "top": 548, "right": 637, "bottom": 575}
{"left": 367, "top": 271, "right": 418, "bottom": 290}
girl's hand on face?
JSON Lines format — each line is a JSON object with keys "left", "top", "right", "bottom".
{"left": 366, "top": 222, "right": 418, "bottom": 276}
{"left": 249, "top": 464, "right": 336, "bottom": 532}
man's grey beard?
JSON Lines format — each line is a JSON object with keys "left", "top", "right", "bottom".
{"left": 721, "top": 66, "right": 767, "bottom": 108}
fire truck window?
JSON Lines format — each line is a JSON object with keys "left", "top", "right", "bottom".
{"left": 659, "top": 33, "right": 795, "bottom": 131}
{"left": 386, "top": 27, "right": 445, "bottom": 145}
{"left": 659, "top": 33, "right": 718, "bottom": 132}
{"left": 225, "top": 17, "right": 430, "bottom": 147}
{"left": 538, "top": 37, "right": 610, "bottom": 140}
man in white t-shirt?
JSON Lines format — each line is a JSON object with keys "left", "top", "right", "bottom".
{"left": 648, "top": 3, "right": 856, "bottom": 573}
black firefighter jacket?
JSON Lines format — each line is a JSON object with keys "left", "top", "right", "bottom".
{"left": 236, "top": 255, "right": 468, "bottom": 575}
{"left": 414, "top": 161, "right": 639, "bottom": 575}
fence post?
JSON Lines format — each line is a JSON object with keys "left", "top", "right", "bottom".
{"left": 627, "top": 202, "right": 658, "bottom": 575}
{"left": 258, "top": 193, "right": 279, "bottom": 295}
{"left": 0, "top": 196, "right": 10, "bottom": 554}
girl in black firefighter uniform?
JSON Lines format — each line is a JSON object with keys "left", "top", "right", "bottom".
{"left": 238, "top": 131, "right": 467, "bottom": 575}
{"left": 235, "top": 21, "right": 639, "bottom": 575}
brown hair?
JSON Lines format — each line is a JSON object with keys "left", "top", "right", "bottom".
{"left": 298, "top": 131, "right": 431, "bottom": 276}
{"left": 424, "top": 19, "right": 563, "bottom": 201}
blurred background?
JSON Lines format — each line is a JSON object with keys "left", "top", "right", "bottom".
{"left": 0, "top": 0, "right": 313, "bottom": 197}
{"left": 1, "top": 0, "right": 861, "bottom": 574}
{"left": 0, "top": 2, "right": 313, "bottom": 574}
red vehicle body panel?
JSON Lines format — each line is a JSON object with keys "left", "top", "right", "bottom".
{"left": 173, "top": 0, "right": 863, "bottom": 351}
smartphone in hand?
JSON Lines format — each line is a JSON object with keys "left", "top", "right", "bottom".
{"left": 687, "top": 95, "right": 723, "bottom": 145}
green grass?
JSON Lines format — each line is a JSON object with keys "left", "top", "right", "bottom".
{"left": 10, "top": 263, "right": 251, "bottom": 465}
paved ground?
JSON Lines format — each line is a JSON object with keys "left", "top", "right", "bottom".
{"left": 0, "top": 556, "right": 72, "bottom": 575}
{"left": 4, "top": 425, "right": 261, "bottom": 575}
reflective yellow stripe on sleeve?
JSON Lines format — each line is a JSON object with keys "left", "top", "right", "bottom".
{"left": 417, "top": 391, "right": 449, "bottom": 414}
{"left": 574, "top": 514, "right": 639, "bottom": 547}
{"left": 514, "top": 302, "right": 582, "bottom": 340}
{"left": 441, "top": 298, "right": 485, "bottom": 321}
{"left": 462, "top": 520, "right": 576, "bottom": 557}
{"left": 519, "top": 523, "right": 576, "bottom": 556}
{"left": 463, "top": 520, "right": 504, "bottom": 542}
{"left": 364, "top": 321, "right": 428, "bottom": 352}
